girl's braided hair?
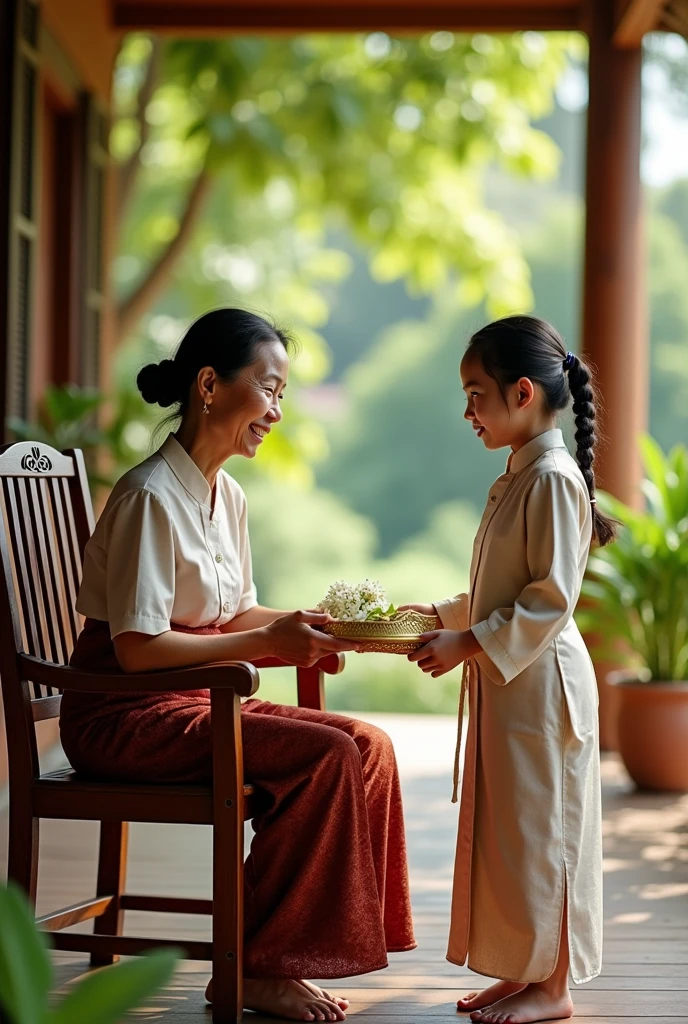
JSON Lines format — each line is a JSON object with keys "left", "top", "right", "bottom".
{"left": 467, "top": 315, "right": 617, "bottom": 547}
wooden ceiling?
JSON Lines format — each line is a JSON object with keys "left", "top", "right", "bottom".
{"left": 109, "top": 0, "right": 680, "bottom": 45}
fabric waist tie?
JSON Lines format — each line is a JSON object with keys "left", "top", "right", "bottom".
{"left": 452, "top": 658, "right": 472, "bottom": 804}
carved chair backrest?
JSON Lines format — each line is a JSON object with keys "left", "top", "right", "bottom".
{"left": 0, "top": 442, "right": 94, "bottom": 780}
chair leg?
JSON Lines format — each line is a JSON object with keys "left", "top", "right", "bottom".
{"left": 7, "top": 805, "right": 39, "bottom": 905}
{"left": 212, "top": 808, "right": 243, "bottom": 1024}
{"left": 211, "top": 689, "right": 244, "bottom": 1024}
{"left": 91, "top": 821, "right": 129, "bottom": 967}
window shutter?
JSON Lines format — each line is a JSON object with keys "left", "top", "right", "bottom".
{"left": 2, "top": 0, "right": 41, "bottom": 431}
{"left": 78, "top": 93, "right": 108, "bottom": 390}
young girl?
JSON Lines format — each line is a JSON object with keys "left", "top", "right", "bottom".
{"left": 405, "top": 315, "right": 615, "bottom": 1024}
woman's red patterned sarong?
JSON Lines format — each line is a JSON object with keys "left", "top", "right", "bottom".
{"left": 60, "top": 619, "right": 416, "bottom": 978}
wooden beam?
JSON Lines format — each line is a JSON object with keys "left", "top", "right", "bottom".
{"left": 613, "top": 0, "right": 667, "bottom": 46}
{"left": 111, "top": 2, "right": 582, "bottom": 33}
{"left": 660, "top": 1, "right": 688, "bottom": 38}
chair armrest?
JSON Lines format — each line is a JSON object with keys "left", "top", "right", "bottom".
{"left": 17, "top": 654, "right": 259, "bottom": 698}
{"left": 251, "top": 653, "right": 346, "bottom": 676}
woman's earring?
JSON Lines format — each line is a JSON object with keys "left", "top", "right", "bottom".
{"left": 202, "top": 401, "right": 210, "bottom": 415}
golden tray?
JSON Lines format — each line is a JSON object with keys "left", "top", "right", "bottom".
{"left": 320, "top": 611, "right": 440, "bottom": 654}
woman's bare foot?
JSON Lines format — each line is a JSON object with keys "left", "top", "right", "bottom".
{"left": 204, "top": 977, "right": 347, "bottom": 1021}
{"left": 302, "top": 980, "right": 349, "bottom": 1011}
{"left": 457, "top": 981, "right": 526, "bottom": 1013}
{"left": 469, "top": 982, "right": 573, "bottom": 1024}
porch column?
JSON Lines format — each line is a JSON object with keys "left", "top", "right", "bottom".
{"left": 581, "top": 0, "right": 647, "bottom": 508}
{"left": 581, "top": 0, "right": 647, "bottom": 750}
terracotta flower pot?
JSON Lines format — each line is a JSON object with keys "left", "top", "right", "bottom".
{"left": 608, "top": 673, "right": 688, "bottom": 792}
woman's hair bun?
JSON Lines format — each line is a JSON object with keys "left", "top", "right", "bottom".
{"left": 136, "top": 359, "right": 180, "bottom": 407}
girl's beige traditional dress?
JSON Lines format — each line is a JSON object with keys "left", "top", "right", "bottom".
{"left": 435, "top": 428, "right": 602, "bottom": 986}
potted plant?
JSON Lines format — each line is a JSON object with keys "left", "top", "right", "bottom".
{"left": 578, "top": 436, "right": 688, "bottom": 792}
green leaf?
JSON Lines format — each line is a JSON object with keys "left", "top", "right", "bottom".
{"left": 50, "top": 950, "right": 180, "bottom": 1024}
{"left": 365, "top": 603, "right": 399, "bottom": 621}
{"left": 0, "top": 882, "right": 52, "bottom": 1024}
{"left": 365, "top": 606, "right": 385, "bottom": 620}
{"left": 44, "top": 385, "right": 102, "bottom": 425}
{"left": 580, "top": 437, "right": 688, "bottom": 680}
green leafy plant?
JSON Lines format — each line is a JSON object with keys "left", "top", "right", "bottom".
{"left": 577, "top": 436, "right": 688, "bottom": 681}
{"left": 6, "top": 385, "right": 124, "bottom": 491}
{"left": 7, "top": 385, "right": 106, "bottom": 455}
{"left": 0, "top": 882, "right": 180, "bottom": 1024}
{"left": 365, "top": 604, "right": 400, "bottom": 621}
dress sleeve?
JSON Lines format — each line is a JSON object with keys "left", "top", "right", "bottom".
{"left": 435, "top": 592, "right": 469, "bottom": 631}
{"left": 236, "top": 487, "right": 258, "bottom": 615}
{"left": 104, "top": 489, "right": 176, "bottom": 639}
{"left": 471, "top": 471, "right": 586, "bottom": 686}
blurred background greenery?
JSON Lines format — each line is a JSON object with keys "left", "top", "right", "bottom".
{"left": 15, "top": 30, "right": 688, "bottom": 711}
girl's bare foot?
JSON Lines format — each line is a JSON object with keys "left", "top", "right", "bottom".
{"left": 204, "top": 977, "right": 347, "bottom": 1021}
{"left": 469, "top": 982, "right": 573, "bottom": 1024}
{"left": 457, "top": 981, "right": 526, "bottom": 1012}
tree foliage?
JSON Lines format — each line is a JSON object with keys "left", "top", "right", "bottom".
{"left": 318, "top": 298, "right": 505, "bottom": 553}
{"left": 319, "top": 189, "right": 688, "bottom": 554}
{"left": 644, "top": 31, "right": 688, "bottom": 115}
{"left": 112, "top": 31, "right": 575, "bottom": 343}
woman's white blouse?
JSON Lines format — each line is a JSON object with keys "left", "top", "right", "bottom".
{"left": 76, "top": 433, "right": 258, "bottom": 639}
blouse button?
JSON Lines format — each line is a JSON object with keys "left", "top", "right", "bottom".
{"left": 223, "top": 601, "right": 231, "bottom": 613}
{"left": 215, "top": 552, "right": 223, "bottom": 563}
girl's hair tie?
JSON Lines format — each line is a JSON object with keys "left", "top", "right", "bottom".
{"left": 563, "top": 351, "right": 575, "bottom": 371}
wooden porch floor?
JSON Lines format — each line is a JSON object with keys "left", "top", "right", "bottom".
{"left": 2, "top": 713, "right": 688, "bottom": 1022}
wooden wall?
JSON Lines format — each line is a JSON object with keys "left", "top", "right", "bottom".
{"left": 41, "top": 0, "right": 119, "bottom": 103}
{"left": 1, "top": 0, "right": 116, "bottom": 786}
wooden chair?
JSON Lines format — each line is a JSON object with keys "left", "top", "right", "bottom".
{"left": 0, "top": 440, "right": 345, "bottom": 1023}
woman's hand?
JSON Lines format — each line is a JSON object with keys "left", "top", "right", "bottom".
{"left": 407, "top": 628, "right": 481, "bottom": 678}
{"left": 398, "top": 603, "right": 438, "bottom": 617}
{"left": 263, "top": 610, "right": 361, "bottom": 667}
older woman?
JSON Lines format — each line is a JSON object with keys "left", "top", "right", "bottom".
{"left": 60, "top": 309, "right": 415, "bottom": 1022}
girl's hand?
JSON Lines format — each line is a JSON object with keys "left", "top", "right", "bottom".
{"left": 407, "top": 628, "right": 480, "bottom": 678}
{"left": 398, "top": 603, "right": 438, "bottom": 617}
{"left": 263, "top": 610, "right": 361, "bottom": 666}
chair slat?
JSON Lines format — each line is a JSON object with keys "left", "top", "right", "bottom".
{"left": 3, "top": 477, "right": 42, "bottom": 661}
{"left": 15, "top": 478, "right": 53, "bottom": 668}
{"left": 48, "top": 477, "right": 81, "bottom": 652}
{"left": 38, "top": 478, "right": 75, "bottom": 664}
{"left": 27, "top": 477, "right": 65, "bottom": 668}
{"left": 5, "top": 480, "right": 45, "bottom": 697}
{"left": 60, "top": 477, "right": 84, "bottom": 604}
{"left": 0, "top": 480, "right": 29, "bottom": 653}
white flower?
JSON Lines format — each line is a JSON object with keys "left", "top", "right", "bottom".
{"left": 317, "top": 578, "right": 388, "bottom": 621}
